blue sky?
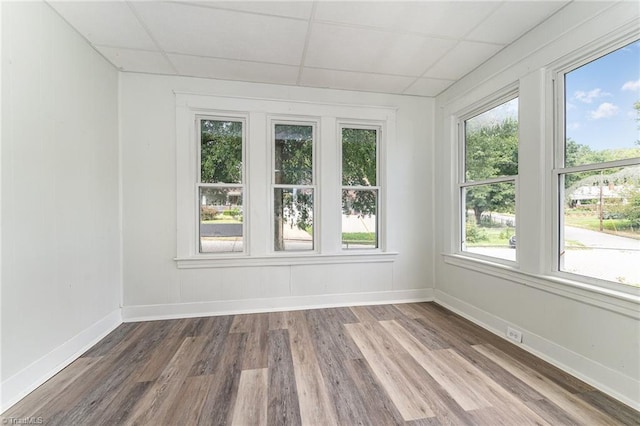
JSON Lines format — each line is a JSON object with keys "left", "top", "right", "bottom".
{"left": 565, "top": 40, "right": 640, "bottom": 152}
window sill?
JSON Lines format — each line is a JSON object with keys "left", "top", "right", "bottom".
{"left": 175, "top": 252, "right": 399, "bottom": 269}
{"left": 442, "top": 253, "right": 640, "bottom": 319}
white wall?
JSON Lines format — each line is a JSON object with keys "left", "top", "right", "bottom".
{"left": 1, "top": 2, "right": 121, "bottom": 410}
{"left": 434, "top": 1, "right": 640, "bottom": 408}
{"left": 119, "top": 73, "right": 434, "bottom": 319}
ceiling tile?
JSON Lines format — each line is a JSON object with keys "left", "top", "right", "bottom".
{"left": 300, "top": 68, "right": 416, "bottom": 94}
{"left": 467, "top": 1, "right": 569, "bottom": 44}
{"left": 423, "top": 41, "right": 503, "bottom": 80}
{"left": 314, "top": 1, "right": 500, "bottom": 40}
{"left": 403, "top": 78, "right": 455, "bottom": 97}
{"left": 48, "top": 1, "right": 157, "bottom": 50}
{"left": 168, "top": 54, "right": 299, "bottom": 85}
{"left": 178, "top": 1, "right": 313, "bottom": 20}
{"left": 131, "top": 2, "right": 308, "bottom": 65}
{"left": 96, "top": 46, "right": 176, "bottom": 74}
{"left": 305, "top": 23, "right": 457, "bottom": 76}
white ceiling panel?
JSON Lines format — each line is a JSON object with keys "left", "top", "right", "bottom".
{"left": 178, "top": 1, "right": 313, "bottom": 20}
{"left": 300, "top": 68, "right": 416, "bottom": 94}
{"left": 314, "top": 1, "right": 500, "bottom": 40}
{"left": 49, "top": 1, "right": 157, "bottom": 50}
{"left": 131, "top": 2, "right": 308, "bottom": 65}
{"left": 305, "top": 23, "right": 458, "bottom": 76}
{"left": 423, "top": 40, "right": 503, "bottom": 80}
{"left": 48, "top": 1, "right": 570, "bottom": 97}
{"left": 467, "top": 1, "right": 569, "bottom": 44}
{"left": 168, "top": 54, "right": 299, "bottom": 85}
{"left": 96, "top": 46, "right": 177, "bottom": 74}
{"left": 403, "top": 77, "right": 455, "bottom": 97}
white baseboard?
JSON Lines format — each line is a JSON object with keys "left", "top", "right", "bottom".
{"left": 122, "top": 288, "right": 434, "bottom": 322}
{"left": 1, "top": 309, "right": 122, "bottom": 413}
{"left": 434, "top": 290, "right": 640, "bottom": 411}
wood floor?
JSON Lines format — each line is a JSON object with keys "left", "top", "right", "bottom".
{"left": 2, "top": 302, "right": 638, "bottom": 425}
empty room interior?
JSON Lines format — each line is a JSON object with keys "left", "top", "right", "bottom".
{"left": 2, "top": 0, "right": 640, "bottom": 424}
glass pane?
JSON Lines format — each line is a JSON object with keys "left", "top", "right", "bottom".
{"left": 342, "top": 189, "right": 378, "bottom": 249}
{"left": 465, "top": 98, "right": 518, "bottom": 181}
{"left": 274, "top": 187, "right": 313, "bottom": 251}
{"left": 560, "top": 165, "right": 640, "bottom": 286}
{"left": 342, "top": 128, "right": 377, "bottom": 186}
{"left": 565, "top": 40, "right": 640, "bottom": 167}
{"left": 200, "top": 120, "right": 243, "bottom": 184}
{"left": 463, "top": 182, "right": 516, "bottom": 261}
{"left": 199, "top": 187, "right": 243, "bottom": 253}
{"left": 274, "top": 124, "right": 313, "bottom": 185}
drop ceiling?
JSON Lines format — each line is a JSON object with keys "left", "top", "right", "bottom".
{"left": 48, "top": 1, "right": 570, "bottom": 97}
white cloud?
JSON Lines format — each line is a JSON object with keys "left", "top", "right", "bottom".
{"left": 567, "top": 122, "right": 580, "bottom": 130}
{"left": 621, "top": 80, "right": 640, "bottom": 91}
{"left": 574, "top": 88, "right": 611, "bottom": 104}
{"left": 590, "top": 102, "right": 619, "bottom": 119}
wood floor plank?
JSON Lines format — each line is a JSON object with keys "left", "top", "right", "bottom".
{"left": 380, "top": 320, "right": 492, "bottom": 411}
{"left": 344, "top": 322, "right": 435, "bottom": 421}
{"left": 1, "top": 356, "right": 101, "bottom": 419}
{"left": 164, "top": 375, "right": 213, "bottom": 425}
{"left": 577, "top": 391, "right": 640, "bottom": 425}
{"left": 392, "top": 303, "right": 425, "bottom": 319}
{"left": 267, "top": 329, "right": 302, "bottom": 426}
{"left": 197, "top": 332, "right": 247, "bottom": 425}
{"left": 474, "top": 343, "right": 622, "bottom": 425}
{"left": 3, "top": 303, "right": 635, "bottom": 425}
{"left": 268, "top": 311, "right": 288, "bottom": 330}
{"left": 188, "top": 315, "right": 234, "bottom": 377}
{"left": 287, "top": 311, "right": 339, "bottom": 425}
{"left": 349, "top": 305, "right": 379, "bottom": 323}
{"left": 127, "top": 336, "right": 207, "bottom": 425}
{"left": 304, "top": 315, "right": 375, "bottom": 424}
{"left": 344, "top": 358, "right": 405, "bottom": 426}
{"left": 232, "top": 368, "right": 269, "bottom": 426}
{"left": 241, "top": 313, "right": 269, "bottom": 370}
{"left": 81, "top": 322, "right": 139, "bottom": 357}
{"left": 305, "top": 308, "right": 362, "bottom": 361}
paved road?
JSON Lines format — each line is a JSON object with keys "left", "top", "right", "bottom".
{"left": 564, "top": 226, "right": 639, "bottom": 250}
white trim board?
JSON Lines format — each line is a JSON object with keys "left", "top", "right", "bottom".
{"left": 1, "top": 309, "right": 123, "bottom": 413}
{"left": 122, "top": 288, "right": 433, "bottom": 322}
{"left": 435, "top": 290, "right": 640, "bottom": 411}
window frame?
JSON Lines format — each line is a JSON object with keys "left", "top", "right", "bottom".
{"left": 457, "top": 90, "right": 520, "bottom": 266}
{"left": 175, "top": 93, "right": 398, "bottom": 268}
{"left": 339, "top": 123, "right": 382, "bottom": 251}
{"left": 196, "top": 115, "right": 247, "bottom": 255}
{"left": 551, "top": 35, "right": 640, "bottom": 292}
{"left": 269, "top": 117, "right": 319, "bottom": 254}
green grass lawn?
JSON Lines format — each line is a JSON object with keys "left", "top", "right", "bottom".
{"left": 564, "top": 213, "right": 639, "bottom": 239}
{"left": 342, "top": 232, "right": 376, "bottom": 245}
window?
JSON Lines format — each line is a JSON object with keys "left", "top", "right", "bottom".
{"left": 556, "top": 40, "right": 640, "bottom": 287}
{"left": 341, "top": 126, "right": 379, "bottom": 249}
{"left": 272, "top": 122, "right": 315, "bottom": 252}
{"left": 460, "top": 96, "right": 519, "bottom": 262}
{"left": 176, "top": 94, "right": 397, "bottom": 266}
{"left": 198, "top": 117, "right": 245, "bottom": 253}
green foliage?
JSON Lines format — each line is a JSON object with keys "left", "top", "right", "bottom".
{"left": 200, "top": 206, "right": 218, "bottom": 221}
{"left": 222, "top": 208, "right": 242, "bottom": 218}
{"left": 275, "top": 125, "right": 313, "bottom": 185}
{"left": 622, "top": 187, "right": 640, "bottom": 227}
{"left": 341, "top": 128, "right": 378, "bottom": 217}
{"left": 200, "top": 120, "right": 242, "bottom": 183}
{"left": 465, "top": 117, "right": 518, "bottom": 181}
{"left": 342, "top": 128, "right": 376, "bottom": 186}
{"left": 465, "top": 221, "right": 488, "bottom": 243}
{"left": 342, "top": 232, "right": 376, "bottom": 242}
{"left": 465, "top": 117, "right": 518, "bottom": 223}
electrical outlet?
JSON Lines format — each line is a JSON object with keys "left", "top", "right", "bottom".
{"left": 506, "top": 327, "right": 523, "bottom": 343}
